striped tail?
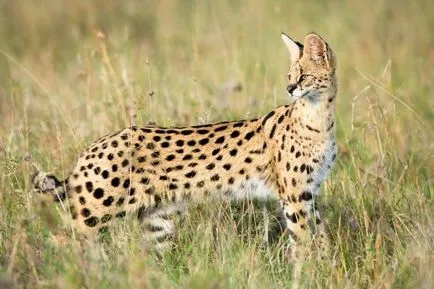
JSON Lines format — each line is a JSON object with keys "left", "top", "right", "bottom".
{"left": 31, "top": 170, "right": 67, "bottom": 203}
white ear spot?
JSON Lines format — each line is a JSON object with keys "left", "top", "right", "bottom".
{"left": 281, "top": 33, "right": 301, "bottom": 63}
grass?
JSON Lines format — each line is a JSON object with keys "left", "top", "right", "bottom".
{"left": 0, "top": 0, "right": 433, "bottom": 288}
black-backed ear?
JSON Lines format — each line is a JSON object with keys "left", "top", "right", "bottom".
{"left": 303, "top": 33, "right": 332, "bottom": 68}
{"left": 281, "top": 32, "right": 302, "bottom": 63}
{"left": 326, "top": 43, "right": 337, "bottom": 71}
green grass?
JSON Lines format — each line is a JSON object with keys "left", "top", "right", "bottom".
{"left": 0, "top": 0, "right": 433, "bottom": 288}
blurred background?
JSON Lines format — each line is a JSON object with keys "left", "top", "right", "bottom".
{"left": 0, "top": 0, "right": 433, "bottom": 288}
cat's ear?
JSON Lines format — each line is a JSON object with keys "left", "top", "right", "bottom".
{"left": 281, "top": 33, "right": 302, "bottom": 63}
{"left": 303, "top": 33, "right": 335, "bottom": 69}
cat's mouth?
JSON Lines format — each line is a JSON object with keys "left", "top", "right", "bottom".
{"left": 288, "top": 89, "right": 308, "bottom": 101}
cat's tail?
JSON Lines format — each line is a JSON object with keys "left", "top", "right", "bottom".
{"left": 27, "top": 157, "right": 67, "bottom": 203}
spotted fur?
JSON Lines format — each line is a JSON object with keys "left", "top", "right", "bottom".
{"left": 32, "top": 33, "right": 337, "bottom": 260}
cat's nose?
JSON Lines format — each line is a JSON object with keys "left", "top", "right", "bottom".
{"left": 287, "top": 84, "right": 296, "bottom": 94}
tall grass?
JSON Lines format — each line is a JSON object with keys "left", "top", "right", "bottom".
{"left": 0, "top": 0, "right": 433, "bottom": 288}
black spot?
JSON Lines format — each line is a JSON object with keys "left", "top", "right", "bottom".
{"left": 185, "top": 171, "right": 196, "bottom": 178}
{"left": 188, "top": 162, "right": 198, "bottom": 167}
{"left": 103, "top": 196, "right": 114, "bottom": 207}
{"left": 176, "top": 140, "right": 184, "bottom": 147}
{"left": 85, "top": 182, "right": 93, "bottom": 192}
{"left": 145, "top": 187, "right": 155, "bottom": 195}
{"left": 293, "top": 166, "right": 298, "bottom": 172}
{"left": 93, "top": 188, "right": 104, "bottom": 199}
{"left": 91, "top": 147, "right": 98, "bottom": 152}
{"left": 80, "top": 166, "right": 86, "bottom": 172}
{"left": 102, "top": 143, "right": 108, "bottom": 149}
{"left": 211, "top": 174, "right": 220, "bottom": 181}
{"left": 116, "top": 197, "right": 125, "bottom": 206}
{"left": 306, "top": 125, "right": 320, "bottom": 133}
{"left": 215, "top": 126, "right": 228, "bottom": 132}
{"left": 140, "top": 177, "right": 149, "bottom": 184}
{"left": 153, "top": 135, "right": 161, "bottom": 142}
{"left": 292, "top": 178, "right": 297, "bottom": 187}
{"left": 286, "top": 162, "right": 290, "bottom": 171}
{"left": 101, "top": 214, "right": 112, "bottom": 223}
{"left": 151, "top": 151, "right": 160, "bottom": 158}
{"left": 239, "top": 169, "right": 245, "bottom": 175}
{"left": 183, "top": 154, "right": 193, "bottom": 161}
{"left": 261, "top": 111, "right": 275, "bottom": 126}
{"left": 98, "top": 152, "right": 104, "bottom": 159}
{"left": 129, "top": 198, "right": 137, "bottom": 204}
{"left": 155, "top": 129, "right": 166, "bottom": 134}
{"left": 245, "top": 157, "right": 252, "bottom": 163}
{"left": 128, "top": 188, "right": 136, "bottom": 196}
{"left": 111, "top": 140, "right": 118, "bottom": 147}
{"left": 75, "top": 186, "right": 82, "bottom": 194}
{"left": 245, "top": 131, "right": 255, "bottom": 140}
{"left": 187, "top": 140, "right": 196, "bottom": 146}
{"left": 169, "top": 183, "right": 178, "bottom": 190}
{"left": 269, "top": 124, "right": 277, "bottom": 138}
{"left": 84, "top": 216, "right": 99, "bottom": 227}
{"left": 81, "top": 208, "right": 91, "bottom": 217}
{"left": 123, "top": 179, "right": 130, "bottom": 189}
{"left": 211, "top": 149, "right": 220, "bottom": 156}
{"left": 295, "top": 151, "right": 301, "bottom": 158}
{"left": 198, "top": 154, "right": 207, "bottom": 160}
{"left": 176, "top": 149, "right": 184, "bottom": 154}
{"left": 300, "top": 164, "right": 306, "bottom": 173}
{"left": 146, "top": 143, "right": 155, "bottom": 150}
{"left": 138, "top": 135, "right": 145, "bottom": 141}
{"left": 166, "top": 154, "right": 175, "bottom": 161}
{"left": 231, "top": 131, "right": 240, "bottom": 138}
{"left": 84, "top": 172, "right": 89, "bottom": 177}
{"left": 286, "top": 213, "right": 299, "bottom": 223}
{"left": 223, "top": 164, "right": 231, "bottom": 170}
{"left": 229, "top": 149, "right": 237, "bottom": 156}
{"left": 107, "top": 153, "right": 114, "bottom": 161}
{"left": 141, "top": 128, "right": 152, "bottom": 133}
{"left": 111, "top": 177, "right": 120, "bottom": 187}
{"left": 112, "top": 164, "right": 118, "bottom": 172}
{"left": 79, "top": 196, "right": 86, "bottom": 205}
{"left": 290, "top": 145, "right": 295, "bottom": 153}
{"left": 299, "top": 191, "right": 313, "bottom": 202}
{"left": 199, "top": 138, "right": 209, "bottom": 145}
{"left": 151, "top": 160, "right": 160, "bottom": 166}
{"left": 197, "top": 181, "right": 205, "bottom": 188}
{"left": 94, "top": 167, "right": 101, "bottom": 175}
{"left": 121, "top": 134, "right": 128, "bottom": 140}
{"left": 228, "top": 177, "right": 235, "bottom": 184}
{"left": 121, "top": 159, "right": 129, "bottom": 167}
{"left": 305, "top": 165, "right": 313, "bottom": 174}
{"left": 197, "top": 129, "right": 209, "bottom": 135}
{"left": 101, "top": 170, "right": 109, "bottom": 179}
{"left": 159, "top": 176, "right": 168, "bottom": 181}
{"left": 138, "top": 156, "right": 146, "bottom": 163}
{"left": 116, "top": 211, "right": 126, "bottom": 218}
{"left": 181, "top": 130, "right": 194, "bottom": 135}
{"left": 277, "top": 114, "right": 285, "bottom": 124}
{"left": 215, "top": 136, "right": 225, "bottom": 144}
{"left": 161, "top": 142, "right": 170, "bottom": 148}
{"left": 206, "top": 163, "right": 215, "bottom": 170}
{"left": 216, "top": 155, "right": 223, "bottom": 161}
{"left": 184, "top": 183, "right": 191, "bottom": 189}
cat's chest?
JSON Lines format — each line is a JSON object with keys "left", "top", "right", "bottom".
{"left": 309, "top": 138, "right": 337, "bottom": 195}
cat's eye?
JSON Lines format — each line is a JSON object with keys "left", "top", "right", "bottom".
{"left": 298, "top": 74, "right": 309, "bottom": 82}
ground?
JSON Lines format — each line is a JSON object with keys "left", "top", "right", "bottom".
{"left": 0, "top": 0, "right": 433, "bottom": 288}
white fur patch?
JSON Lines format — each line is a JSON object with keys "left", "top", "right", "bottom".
{"left": 230, "top": 178, "right": 274, "bottom": 200}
